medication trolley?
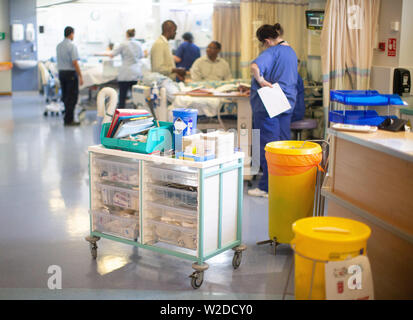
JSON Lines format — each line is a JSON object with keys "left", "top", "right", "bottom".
{"left": 86, "top": 145, "right": 246, "bottom": 289}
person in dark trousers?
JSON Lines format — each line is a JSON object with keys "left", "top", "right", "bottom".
{"left": 56, "top": 26, "right": 83, "bottom": 126}
{"left": 173, "top": 32, "right": 200, "bottom": 71}
{"left": 97, "top": 29, "right": 143, "bottom": 108}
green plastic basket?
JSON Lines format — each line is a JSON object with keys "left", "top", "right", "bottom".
{"left": 100, "top": 121, "right": 174, "bottom": 154}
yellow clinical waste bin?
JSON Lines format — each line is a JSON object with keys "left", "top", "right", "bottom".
{"left": 265, "top": 141, "right": 322, "bottom": 244}
{"left": 292, "top": 217, "right": 371, "bottom": 300}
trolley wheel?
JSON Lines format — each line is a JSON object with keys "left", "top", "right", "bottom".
{"left": 190, "top": 271, "right": 204, "bottom": 289}
{"left": 56, "top": 112, "right": 60, "bottom": 116}
{"left": 273, "top": 237, "right": 279, "bottom": 256}
{"left": 232, "top": 251, "right": 242, "bottom": 269}
{"left": 43, "top": 111, "right": 48, "bottom": 117}
{"left": 90, "top": 243, "right": 97, "bottom": 259}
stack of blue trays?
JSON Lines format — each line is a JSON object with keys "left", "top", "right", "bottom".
{"left": 329, "top": 90, "right": 404, "bottom": 126}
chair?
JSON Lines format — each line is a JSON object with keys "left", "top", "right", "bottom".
{"left": 291, "top": 118, "right": 318, "bottom": 140}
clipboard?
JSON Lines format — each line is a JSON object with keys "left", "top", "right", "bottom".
{"left": 257, "top": 83, "right": 291, "bottom": 118}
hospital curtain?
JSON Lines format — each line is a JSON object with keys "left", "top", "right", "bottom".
{"left": 321, "top": 0, "right": 381, "bottom": 109}
{"left": 213, "top": 3, "right": 242, "bottom": 79}
{"left": 240, "top": 0, "right": 309, "bottom": 79}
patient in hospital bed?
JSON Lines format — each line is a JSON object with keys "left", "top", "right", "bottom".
{"left": 189, "top": 41, "right": 232, "bottom": 82}
{"left": 138, "top": 70, "right": 248, "bottom": 121}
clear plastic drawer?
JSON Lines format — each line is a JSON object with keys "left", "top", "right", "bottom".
{"left": 92, "top": 210, "right": 139, "bottom": 240}
{"left": 147, "top": 219, "right": 197, "bottom": 250}
{"left": 93, "top": 156, "right": 139, "bottom": 186}
{"left": 146, "top": 184, "right": 197, "bottom": 210}
{"left": 96, "top": 183, "right": 139, "bottom": 211}
{"left": 145, "top": 164, "right": 198, "bottom": 187}
{"left": 146, "top": 201, "right": 197, "bottom": 229}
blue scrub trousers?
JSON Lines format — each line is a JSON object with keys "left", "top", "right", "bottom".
{"left": 253, "top": 111, "right": 292, "bottom": 192}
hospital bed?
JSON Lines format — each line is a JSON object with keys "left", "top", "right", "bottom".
{"left": 76, "top": 59, "right": 120, "bottom": 121}
{"left": 132, "top": 76, "right": 248, "bottom": 127}
{"left": 131, "top": 75, "right": 254, "bottom": 182}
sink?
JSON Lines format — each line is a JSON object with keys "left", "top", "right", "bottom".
{"left": 14, "top": 60, "right": 38, "bottom": 70}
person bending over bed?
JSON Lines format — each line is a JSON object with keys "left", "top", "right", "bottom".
{"left": 189, "top": 41, "right": 232, "bottom": 82}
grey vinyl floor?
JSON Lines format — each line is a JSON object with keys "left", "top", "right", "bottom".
{"left": 0, "top": 92, "right": 294, "bottom": 300}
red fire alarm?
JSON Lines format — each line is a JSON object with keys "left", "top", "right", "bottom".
{"left": 378, "top": 42, "right": 385, "bottom": 51}
{"left": 388, "top": 38, "right": 397, "bottom": 57}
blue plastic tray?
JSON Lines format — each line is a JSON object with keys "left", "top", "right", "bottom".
{"left": 330, "top": 90, "right": 405, "bottom": 106}
{"left": 329, "top": 110, "right": 397, "bottom": 126}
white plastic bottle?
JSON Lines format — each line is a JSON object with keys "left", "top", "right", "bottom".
{"left": 151, "top": 81, "right": 160, "bottom": 110}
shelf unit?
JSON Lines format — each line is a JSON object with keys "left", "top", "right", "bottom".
{"left": 86, "top": 145, "right": 246, "bottom": 289}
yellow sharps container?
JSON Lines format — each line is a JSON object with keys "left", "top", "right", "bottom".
{"left": 292, "top": 217, "right": 371, "bottom": 300}
{"left": 265, "top": 141, "right": 322, "bottom": 244}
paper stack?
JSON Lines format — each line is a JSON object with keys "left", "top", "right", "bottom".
{"left": 106, "top": 109, "right": 153, "bottom": 139}
{"left": 203, "top": 131, "right": 234, "bottom": 158}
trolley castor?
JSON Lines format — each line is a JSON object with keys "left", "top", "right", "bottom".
{"left": 85, "top": 236, "right": 101, "bottom": 259}
{"left": 190, "top": 262, "right": 209, "bottom": 289}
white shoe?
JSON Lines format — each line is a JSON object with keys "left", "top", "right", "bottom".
{"left": 248, "top": 188, "right": 268, "bottom": 198}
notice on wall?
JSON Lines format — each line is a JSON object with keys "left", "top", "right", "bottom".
{"left": 388, "top": 38, "right": 397, "bottom": 57}
{"left": 325, "top": 255, "right": 374, "bottom": 300}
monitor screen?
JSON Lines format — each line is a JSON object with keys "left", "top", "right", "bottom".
{"left": 306, "top": 10, "right": 324, "bottom": 30}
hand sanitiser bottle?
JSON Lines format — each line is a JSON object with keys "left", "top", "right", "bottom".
{"left": 151, "top": 82, "right": 159, "bottom": 110}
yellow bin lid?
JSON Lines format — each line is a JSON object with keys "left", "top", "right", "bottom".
{"left": 292, "top": 217, "right": 371, "bottom": 243}
{"left": 265, "top": 141, "right": 322, "bottom": 155}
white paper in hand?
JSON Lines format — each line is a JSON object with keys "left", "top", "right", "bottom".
{"left": 257, "top": 83, "right": 291, "bottom": 118}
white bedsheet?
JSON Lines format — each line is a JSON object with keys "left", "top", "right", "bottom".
{"left": 170, "top": 95, "right": 223, "bottom": 117}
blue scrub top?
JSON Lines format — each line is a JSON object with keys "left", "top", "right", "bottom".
{"left": 291, "top": 74, "right": 305, "bottom": 122}
{"left": 250, "top": 45, "right": 298, "bottom": 116}
{"left": 175, "top": 42, "right": 201, "bottom": 70}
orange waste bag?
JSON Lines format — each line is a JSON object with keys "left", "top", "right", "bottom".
{"left": 265, "top": 141, "right": 322, "bottom": 243}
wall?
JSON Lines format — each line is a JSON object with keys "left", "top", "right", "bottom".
{"left": 37, "top": 0, "right": 154, "bottom": 61}
{"left": 157, "top": 0, "right": 213, "bottom": 52}
{"left": 372, "top": 0, "right": 403, "bottom": 67}
{"left": 307, "top": 0, "right": 326, "bottom": 82}
{"left": 399, "top": 0, "right": 413, "bottom": 67}
{"left": 9, "top": 0, "right": 38, "bottom": 91}
{"left": 36, "top": 0, "right": 213, "bottom": 62}
{"left": 0, "top": 0, "right": 12, "bottom": 94}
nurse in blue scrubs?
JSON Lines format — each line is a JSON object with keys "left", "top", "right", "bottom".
{"left": 292, "top": 72, "right": 305, "bottom": 122}
{"left": 248, "top": 24, "right": 298, "bottom": 198}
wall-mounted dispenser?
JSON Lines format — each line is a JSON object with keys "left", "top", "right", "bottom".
{"left": 26, "top": 23, "right": 35, "bottom": 42}
{"left": 393, "top": 68, "right": 411, "bottom": 96}
{"left": 11, "top": 24, "right": 24, "bottom": 42}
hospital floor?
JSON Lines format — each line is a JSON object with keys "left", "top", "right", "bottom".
{"left": 0, "top": 92, "right": 295, "bottom": 300}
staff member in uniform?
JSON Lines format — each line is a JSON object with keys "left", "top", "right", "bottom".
{"left": 248, "top": 24, "right": 298, "bottom": 198}
{"left": 151, "top": 20, "right": 186, "bottom": 81}
{"left": 98, "top": 29, "right": 143, "bottom": 108}
{"left": 173, "top": 32, "right": 200, "bottom": 71}
{"left": 292, "top": 63, "right": 305, "bottom": 122}
{"left": 56, "top": 26, "right": 83, "bottom": 126}
{"left": 272, "top": 24, "right": 306, "bottom": 123}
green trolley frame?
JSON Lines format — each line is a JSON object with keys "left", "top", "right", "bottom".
{"left": 86, "top": 145, "right": 246, "bottom": 289}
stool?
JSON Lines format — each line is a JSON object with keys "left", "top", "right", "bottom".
{"left": 291, "top": 118, "right": 318, "bottom": 140}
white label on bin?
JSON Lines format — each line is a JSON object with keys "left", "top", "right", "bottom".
{"left": 325, "top": 255, "right": 374, "bottom": 300}
{"left": 174, "top": 117, "right": 187, "bottom": 134}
